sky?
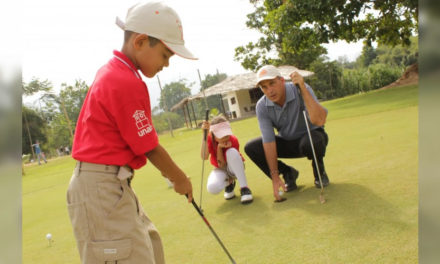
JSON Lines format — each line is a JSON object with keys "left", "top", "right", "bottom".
{"left": 20, "top": 0, "right": 363, "bottom": 108}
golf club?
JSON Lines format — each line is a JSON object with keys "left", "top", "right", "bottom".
{"left": 199, "top": 109, "right": 210, "bottom": 211}
{"left": 186, "top": 195, "right": 237, "bottom": 264}
{"left": 295, "top": 84, "right": 326, "bottom": 204}
{"left": 302, "top": 110, "right": 326, "bottom": 204}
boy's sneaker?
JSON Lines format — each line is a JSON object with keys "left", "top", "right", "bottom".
{"left": 224, "top": 180, "right": 236, "bottom": 200}
{"left": 283, "top": 166, "right": 299, "bottom": 192}
{"left": 240, "top": 187, "right": 253, "bottom": 204}
{"left": 314, "top": 171, "right": 330, "bottom": 188}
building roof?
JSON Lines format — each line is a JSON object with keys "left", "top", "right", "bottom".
{"left": 170, "top": 65, "right": 314, "bottom": 111}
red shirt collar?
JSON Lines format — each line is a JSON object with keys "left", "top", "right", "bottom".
{"left": 112, "top": 50, "right": 141, "bottom": 80}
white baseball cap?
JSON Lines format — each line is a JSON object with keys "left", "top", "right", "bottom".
{"left": 256, "top": 65, "right": 282, "bottom": 86}
{"left": 116, "top": 1, "right": 197, "bottom": 60}
{"left": 210, "top": 121, "right": 233, "bottom": 139}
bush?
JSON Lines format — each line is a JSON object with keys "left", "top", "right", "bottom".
{"left": 368, "top": 63, "right": 402, "bottom": 90}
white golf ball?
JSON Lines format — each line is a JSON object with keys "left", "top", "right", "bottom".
{"left": 279, "top": 190, "right": 284, "bottom": 196}
{"left": 46, "top": 233, "right": 52, "bottom": 240}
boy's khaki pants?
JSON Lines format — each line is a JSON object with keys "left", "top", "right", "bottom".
{"left": 67, "top": 161, "right": 165, "bottom": 264}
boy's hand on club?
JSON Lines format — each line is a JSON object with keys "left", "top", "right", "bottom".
{"left": 173, "top": 175, "right": 193, "bottom": 202}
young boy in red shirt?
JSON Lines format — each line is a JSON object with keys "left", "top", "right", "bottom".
{"left": 67, "top": 2, "right": 195, "bottom": 263}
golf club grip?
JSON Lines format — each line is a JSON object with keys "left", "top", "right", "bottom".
{"left": 203, "top": 109, "right": 209, "bottom": 140}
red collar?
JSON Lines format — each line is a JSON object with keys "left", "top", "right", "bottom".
{"left": 112, "top": 50, "right": 141, "bottom": 80}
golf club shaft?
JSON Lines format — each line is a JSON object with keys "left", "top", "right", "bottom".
{"left": 187, "top": 195, "right": 237, "bottom": 264}
{"left": 199, "top": 109, "right": 210, "bottom": 210}
{"left": 302, "top": 110, "right": 324, "bottom": 192}
{"left": 295, "top": 85, "right": 324, "bottom": 193}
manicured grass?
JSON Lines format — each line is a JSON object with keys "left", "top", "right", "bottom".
{"left": 22, "top": 84, "right": 418, "bottom": 263}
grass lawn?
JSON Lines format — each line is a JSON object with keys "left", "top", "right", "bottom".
{"left": 22, "top": 84, "right": 418, "bottom": 263}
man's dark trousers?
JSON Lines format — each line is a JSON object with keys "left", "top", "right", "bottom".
{"left": 244, "top": 127, "right": 329, "bottom": 180}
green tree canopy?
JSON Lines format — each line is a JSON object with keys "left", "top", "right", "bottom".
{"left": 159, "top": 79, "right": 192, "bottom": 112}
{"left": 22, "top": 106, "right": 48, "bottom": 155}
{"left": 235, "top": 0, "right": 418, "bottom": 70}
{"left": 22, "top": 78, "right": 53, "bottom": 96}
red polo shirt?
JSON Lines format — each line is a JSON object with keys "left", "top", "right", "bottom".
{"left": 72, "top": 50, "right": 158, "bottom": 169}
{"left": 207, "top": 134, "right": 244, "bottom": 168}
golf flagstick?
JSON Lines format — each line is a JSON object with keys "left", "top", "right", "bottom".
{"left": 199, "top": 109, "right": 210, "bottom": 211}
{"left": 186, "top": 195, "right": 237, "bottom": 264}
{"left": 296, "top": 84, "right": 326, "bottom": 204}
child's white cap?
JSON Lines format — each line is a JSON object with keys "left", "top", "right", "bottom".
{"left": 210, "top": 122, "right": 233, "bottom": 139}
{"left": 116, "top": 1, "right": 197, "bottom": 60}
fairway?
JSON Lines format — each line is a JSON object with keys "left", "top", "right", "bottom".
{"left": 22, "top": 85, "right": 418, "bottom": 263}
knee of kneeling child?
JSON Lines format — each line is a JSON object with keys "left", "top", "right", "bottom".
{"left": 225, "top": 148, "right": 240, "bottom": 160}
{"left": 207, "top": 182, "right": 223, "bottom": 194}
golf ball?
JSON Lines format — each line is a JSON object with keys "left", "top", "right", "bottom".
{"left": 46, "top": 233, "right": 52, "bottom": 240}
{"left": 279, "top": 190, "right": 284, "bottom": 196}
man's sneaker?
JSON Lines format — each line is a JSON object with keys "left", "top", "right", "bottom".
{"left": 240, "top": 187, "right": 253, "bottom": 204}
{"left": 224, "top": 180, "right": 236, "bottom": 200}
{"left": 283, "top": 166, "right": 299, "bottom": 192}
{"left": 314, "top": 171, "right": 330, "bottom": 188}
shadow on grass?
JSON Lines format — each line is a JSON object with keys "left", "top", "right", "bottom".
{"left": 213, "top": 183, "right": 409, "bottom": 237}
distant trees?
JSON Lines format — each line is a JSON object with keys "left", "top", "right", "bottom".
{"left": 22, "top": 78, "right": 88, "bottom": 158}
{"left": 307, "top": 37, "right": 417, "bottom": 100}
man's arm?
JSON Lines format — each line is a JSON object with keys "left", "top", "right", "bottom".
{"left": 146, "top": 144, "right": 193, "bottom": 202}
{"left": 290, "top": 72, "right": 327, "bottom": 126}
{"left": 263, "top": 141, "right": 287, "bottom": 201}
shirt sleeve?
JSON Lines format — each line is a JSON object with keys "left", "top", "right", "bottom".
{"left": 305, "top": 83, "right": 328, "bottom": 114}
{"left": 256, "top": 99, "right": 276, "bottom": 143}
{"left": 113, "top": 100, "right": 159, "bottom": 156}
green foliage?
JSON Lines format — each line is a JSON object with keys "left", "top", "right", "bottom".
{"left": 159, "top": 80, "right": 192, "bottom": 112}
{"left": 22, "top": 106, "right": 48, "bottom": 155}
{"left": 236, "top": 0, "right": 418, "bottom": 70}
{"left": 152, "top": 111, "right": 185, "bottom": 134}
{"left": 368, "top": 63, "right": 403, "bottom": 90}
{"left": 308, "top": 58, "right": 343, "bottom": 100}
{"left": 22, "top": 78, "right": 53, "bottom": 96}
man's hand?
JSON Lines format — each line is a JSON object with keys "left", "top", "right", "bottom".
{"left": 290, "top": 71, "right": 305, "bottom": 89}
{"left": 272, "top": 173, "right": 287, "bottom": 201}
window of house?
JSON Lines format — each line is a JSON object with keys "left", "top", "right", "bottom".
{"left": 230, "top": 97, "right": 236, "bottom": 105}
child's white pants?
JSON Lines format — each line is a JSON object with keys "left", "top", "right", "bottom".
{"left": 206, "top": 148, "right": 248, "bottom": 194}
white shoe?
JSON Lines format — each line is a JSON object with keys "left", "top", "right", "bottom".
{"left": 224, "top": 180, "right": 236, "bottom": 200}
{"left": 240, "top": 187, "right": 253, "bottom": 204}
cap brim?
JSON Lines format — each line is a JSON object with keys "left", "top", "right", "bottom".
{"left": 213, "top": 127, "right": 233, "bottom": 138}
{"left": 161, "top": 40, "right": 198, "bottom": 60}
{"left": 257, "top": 75, "right": 278, "bottom": 86}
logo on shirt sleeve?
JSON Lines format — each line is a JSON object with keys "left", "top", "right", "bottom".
{"left": 133, "top": 110, "right": 153, "bottom": 137}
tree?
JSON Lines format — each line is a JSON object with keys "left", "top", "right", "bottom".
{"left": 236, "top": 0, "right": 418, "bottom": 70}
{"left": 235, "top": 1, "right": 327, "bottom": 70}
{"left": 309, "top": 58, "right": 343, "bottom": 100}
{"left": 22, "top": 78, "right": 53, "bottom": 96}
{"left": 200, "top": 72, "right": 228, "bottom": 116}
{"left": 159, "top": 79, "right": 192, "bottom": 114}
{"left": 22, "top": 106, "right": 48, "bottom": 155}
